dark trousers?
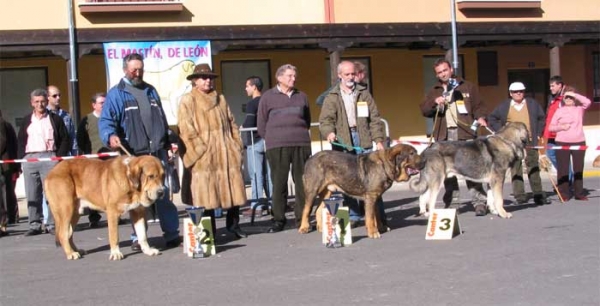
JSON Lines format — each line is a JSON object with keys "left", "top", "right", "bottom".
{"left": 443, "top": 177, "right": 486, "bottom": 205}
{"left": 2, "top": 173, "right": 18, "bottom": 223}
{"left": 511, "top": 148, "right": 545, "bottom": 199}
{"left": 555, "top": 141, "right": 586, "bottom": 197}
{"left": 266, "top": 146, "right": 312, "bottom": 226}
{"left": 203, "top": 206, "right": 241, "bottom": 235}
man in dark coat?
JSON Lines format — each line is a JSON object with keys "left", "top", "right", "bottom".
{"left": 489, "top": 82, "right": 550, "bottom": 205}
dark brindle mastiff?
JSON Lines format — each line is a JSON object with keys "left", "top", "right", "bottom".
{"left": 298, "top": 144, "right": 421, "bottom": 238}
{"left": 410, "top": 122, "right": 529, "bottom": 219}
{"left": 45, "top": 155, "right": 166, "bottom": 260}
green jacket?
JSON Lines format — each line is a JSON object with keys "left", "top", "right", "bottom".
{"left": 319, "top": 83, "right": 385, "bottom": 151}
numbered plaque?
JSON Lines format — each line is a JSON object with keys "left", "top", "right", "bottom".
{"left": 425, "top": 209, "right": 461, "bottom": 240}
{"left": 183, "top": 217, "right": 216, "bottom": 257}
{"left": 321, "top": 206, "right": 352, "bottom": 247}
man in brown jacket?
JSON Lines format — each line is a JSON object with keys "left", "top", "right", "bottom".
{"left": 419, "top": 59, "right": 489, "bottom": 216}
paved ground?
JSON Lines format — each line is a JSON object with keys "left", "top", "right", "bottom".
{"left": 1, "top": 177, "right": 598, "bottom": 306}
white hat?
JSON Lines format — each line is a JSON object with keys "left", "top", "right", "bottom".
{"left": 509, "top": 82, "right": 526, "bottom": 91}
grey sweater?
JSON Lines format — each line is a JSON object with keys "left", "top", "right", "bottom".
{"left": 257, "top": 87, "right": 311, "bottom": 150}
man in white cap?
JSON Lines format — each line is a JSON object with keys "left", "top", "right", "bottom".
{"left": 488, "top": 82, "right": 551, "bottom": 205}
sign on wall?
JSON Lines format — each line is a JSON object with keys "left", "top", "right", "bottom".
{"left": 103, "top": 41, "right": 212, "bottom": 125}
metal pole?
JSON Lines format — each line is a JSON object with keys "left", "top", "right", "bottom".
{"left": 68, "top": 0, "right": 81, "bottom": 125}
{"left": 450, "top": 0, "right": 459, "bottom": 71}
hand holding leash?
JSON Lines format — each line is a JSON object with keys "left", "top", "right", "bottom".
{"left": 327, "top": 132, "right": 337, "bottom": 143}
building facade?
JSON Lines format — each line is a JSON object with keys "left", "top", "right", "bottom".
{"left": 1, "top": 0, "right": 598, "bottom": 139}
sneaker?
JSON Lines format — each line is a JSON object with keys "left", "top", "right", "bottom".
{"left": 574, "top": 195, "right": 588, "bottom": 201}
{"left": 131, "top": 240, "right": 141, "bottom": 252}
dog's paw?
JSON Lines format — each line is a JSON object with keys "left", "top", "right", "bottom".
{"left": 109, "top": 250, "right": 125, "bottom": 261}
{"left": 297, "top": 226, "right": 310, "bottom": 234}
{"left": 498, "top": 211, "right": 513, "bottom": 219}
{"left": 66, "top": 252, "right": 81, "bottom": 260}
{"left": 368, "top": 231, "right": 381, "bottom": 239}
{"left": 143, "top": 247, "right": 160, "bottom": 256}
{"left": 489, "top": 208, "right": 499, "bottom": 216}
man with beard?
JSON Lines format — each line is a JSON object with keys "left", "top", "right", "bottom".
{"left": 419, "top": 59, "right": 489, "bottom": 216}
{"left": 319, "top": 60, "right": 387, "bottom": 228}
{"left": 99, "top": 53, "right": 181, "bottom": 251}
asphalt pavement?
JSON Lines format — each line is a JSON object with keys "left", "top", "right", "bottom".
{"left": 1, "top": 177, "right": 599, "bottom": 306}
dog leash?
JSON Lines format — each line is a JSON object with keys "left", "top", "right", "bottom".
{"left": 331, "top": 140, "right": 365, "bottom": 153}
{"left": 118, "top": 143, "right": 133, "bottom": 157}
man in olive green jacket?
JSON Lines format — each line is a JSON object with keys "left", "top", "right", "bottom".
{"left": 319, "top": 60, "right": 386, "bottom": 227}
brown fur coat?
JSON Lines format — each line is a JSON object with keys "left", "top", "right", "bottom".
{"left": 177, "top": 89, "right": 246, "bottom": 209}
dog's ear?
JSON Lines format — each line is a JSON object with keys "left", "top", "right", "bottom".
{"left": 125, "top": 157, "right": 142, "bottom": 190}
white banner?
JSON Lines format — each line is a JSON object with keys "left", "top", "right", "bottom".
{"left": 103, "top": 41, "right": 212, "bottom": 125}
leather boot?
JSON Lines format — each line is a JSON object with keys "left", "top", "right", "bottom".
{"left": 226, "top": 207, "right": 247, "bottom": 238}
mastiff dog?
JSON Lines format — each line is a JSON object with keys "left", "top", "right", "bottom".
{"left": 45, "top": 155, "right": 166, "bottom": 260}
{"left": 410, "top": 122, "right": 529, "bottom": 219}
{"left": 298, "top": 144, "right": 421, "bottom": 238}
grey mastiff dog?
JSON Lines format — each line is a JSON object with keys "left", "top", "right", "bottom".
{"left": 410, "top": 122, "right": 529, "bottom": 219}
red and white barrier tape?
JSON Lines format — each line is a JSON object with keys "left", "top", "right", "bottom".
{"left": 527, "top": 145, "right": 599, "bottom": 150}
{"left": 0, "top": 152, "right": 120, "bottom": 164}
{"left": 391, "top": 139, "right": 599, "bottom": 151}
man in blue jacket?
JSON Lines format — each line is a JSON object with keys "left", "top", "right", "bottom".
{"left": 99, "top": 53, "right": 180, "bottom": 251}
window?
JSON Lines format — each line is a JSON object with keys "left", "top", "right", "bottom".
{"left": 0, "top": 67, "right": 48, "bottom": 128}
{"left": 79, "top": 0, "right": 184, "bottom": 13}
{"left": 220, "top": 60, "right": 271, "bottom": 125}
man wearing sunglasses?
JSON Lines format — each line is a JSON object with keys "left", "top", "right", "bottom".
{"left": 47, "top": 86, "right": 77, "bottom": 156}
{"left": 489, "top": 82, "right": 551, "bottom": 205}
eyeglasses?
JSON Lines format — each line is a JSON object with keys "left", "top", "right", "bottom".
{"left": 510, "top": 90, "right": 524, "bottom": 94}
{"left": 51, "top": 94, "right": 61, "bottom": 98}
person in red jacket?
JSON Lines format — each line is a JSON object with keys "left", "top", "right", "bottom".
{"left": 543, "top": 76, "right": 564, "bottom": 169}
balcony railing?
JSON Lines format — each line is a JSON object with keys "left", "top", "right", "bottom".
{"left": 79, "top": 0, "right": 184, "bottom": 14}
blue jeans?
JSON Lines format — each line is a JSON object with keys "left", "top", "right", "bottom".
{"left": 246, "top": 138, "right": 273, "bottom": 209}
{"left": 131, "top": 150, "right": 180, "bottom": 242}
{"left": 346, "top": 130, "right": 386, "bottom": 222}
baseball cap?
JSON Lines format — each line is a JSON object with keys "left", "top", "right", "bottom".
{"left": 509, "top": 82, "right": 526, "bottom": 91}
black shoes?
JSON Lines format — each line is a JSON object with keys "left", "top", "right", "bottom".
{"left": 443, "top": 190, "right": 460, "bottom": 208}
{"left": 25, "top": 228, "right": 43, "bottom": 236}
{"left": 534, "top": 196, "right": 551, "bottom": 205}
{"left": 165, "top": 237, "right": 182, "bottom": 249}
{"left": 227, "top": 226, "right": 248, "bottom": 239}
{"left": 514, "top": 197, "right": 528, "bottom": 205}
{"left": 474, "top": 204, "right": 487, "bottom": 216}
{"left": 131, "top": 241, "right": 141, "bottom": 252}
{"left": 267, "top": 223, "right": 285, "bottom": 233}
{"left": 350, "top": 220, "right": 363, "bottom": 229}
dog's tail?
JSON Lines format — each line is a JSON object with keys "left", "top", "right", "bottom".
{"left": 409, "top": 173, "right": 427, "bottom": 193}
